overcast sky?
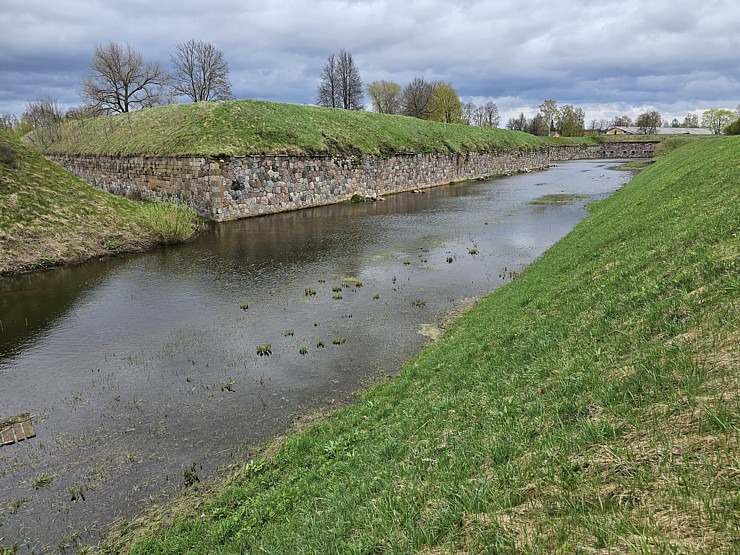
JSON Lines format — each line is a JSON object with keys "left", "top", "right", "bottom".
{"left": 1, "top": 0, "right": 738, "bottom": 125}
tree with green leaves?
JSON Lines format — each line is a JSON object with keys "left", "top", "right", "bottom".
{"left": 366, "top": 80, "right": 402, "bottom": 114}
{"left": 538, "top": 99, "right": 558, "bottom": 136}
{"left": 683, "top": 113, "right": 699, "bottom": 128}
{"left": 725, "top": 118, "right": 740, "bottom": 135}
{"left": 428, "top": 84, "right": 464, "bottom": 124}
{"left": 558, "top": 104, "right": 585, "bottom": 137}
{"left": 701, "top": 108, "right": 735, "bottom": 134}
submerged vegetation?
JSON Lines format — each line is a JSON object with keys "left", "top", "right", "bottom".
{"left": 529, "top": 193, "right": 586, "bottom": 205}
{"left": 99, "top": 135, "right": 737, "bottom": 553}
{"left": 0, "top": 131, "right": 201, "bottom": 275}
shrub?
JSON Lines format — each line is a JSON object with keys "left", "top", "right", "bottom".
{"left": 0, "top": 139, "right": 17, "bottom": 167}
{"left": 725, "top": 118, "right": 740, "bottom": 135}
{"left": 138, "top": 201, "right": 200, "bottom": 243}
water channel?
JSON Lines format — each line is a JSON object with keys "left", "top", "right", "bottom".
{"left": 0, "top": 160, "right": 633, "bottom": 552}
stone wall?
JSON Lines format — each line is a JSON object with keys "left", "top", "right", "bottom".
{"left": 50, "top": 150, "right": 549, "bottom": 221}
{"left": 549, "top": 142, "right": 655, "bottom": 161}
{"left": 49, "top": 142, "right": 654, "bottom": 222}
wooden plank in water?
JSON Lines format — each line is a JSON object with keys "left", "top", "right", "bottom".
{"left": 0, "top": 413, "right": 36, "bottom": 447}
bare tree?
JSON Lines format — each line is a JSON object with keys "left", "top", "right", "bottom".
{"left": 367, "top": 80, "right": 402, "bottom": 114}
{"left": 0, "top": 113, "right": 18, "bottom": 132}
{"left": 480, "top": 101, "right": 500, "bottom": 127}
{"left": 402, "top": 77, "right": 437, "bottom": 119}
{"left": 22, "top": 97, "right": 65, "bottom": 147}
{"left": 461, "top": 101, "right": 477, "bottom": 125}
{"left": 317, "top": 50, "right": 363, "bottom": 110}
{"left": 635, "top": 110, "right": 662, "bottom": 134}
{"left": 65, "top": 104, "right": 98, "bottom": 121}
{"left": 506, "top": 113, "right": 527, "bottom": 131}
{"left": 171, "top": 39, "right": 233, "bottom": 102}
{"left": 613, "top": 115, "right": 633, "bottom": 127}
{"left": 82, "top": 42, "right": 169, "bottom": 114}
{"left": 317, "top": 54, "right": 339, "bottom": 108}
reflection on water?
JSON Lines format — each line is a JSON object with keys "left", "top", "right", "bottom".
{"left": 0, "top": 160, "right": 632, "bottom": 552}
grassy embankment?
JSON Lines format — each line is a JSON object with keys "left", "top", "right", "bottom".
{"left": 101, "top": 137, "right": 737, "bottom": 553}
{"left": 0, "top": 131, "right": 201, "bottom": 275}
{"left": 38, "top": 99, "right": 543, "bottom": 157}
{"left": 7, "top": 100, "right": 544, "bottom": 275}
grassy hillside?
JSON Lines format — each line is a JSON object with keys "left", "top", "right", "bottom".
{"left": 38, "top": 99, "right": 544, "bottom": 157}
{"left": 102, "top": 139, "right": 738, "bottom": 554}
{"left": 0, "top": 131, "right": 200, "bottom": 275}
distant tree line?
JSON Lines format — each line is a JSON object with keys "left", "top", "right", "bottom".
{"left": 505, "top": 100, "right": 586, "bottom": 137}
{"left": 316, "top": 50, "right": 499, "bottom": 127}
{"left": 7, "top": 42, "right": 740, "bottom": 140}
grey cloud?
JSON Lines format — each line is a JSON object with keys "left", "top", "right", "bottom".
{"left": 0, "top": 0, "right": 737, "bottom": 123}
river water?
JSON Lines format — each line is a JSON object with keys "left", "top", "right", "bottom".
{"left": 0, "top": 160, "right": 632, "bottom": 552}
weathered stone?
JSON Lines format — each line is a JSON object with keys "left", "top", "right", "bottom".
{"left": 49, "top": 144, "right": 651, "bottom": 222}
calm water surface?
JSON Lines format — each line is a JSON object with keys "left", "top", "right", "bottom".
{"left": 0, "top": 160, "right": 632, "bottom": 552}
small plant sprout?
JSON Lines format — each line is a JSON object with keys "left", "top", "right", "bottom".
{"left": 240, "top": 302, "right": 249, "bottom": 310}
{"left": 34, "top": 472, "right": 54, "bottom": 489}
{"left": 332, "top": 286, "right": 342, "bottom": 293}
{"left": 304, "top": 287, "right": 316, "bottom": 297}
{"left": 403, "top": 260, "right": 411, "bottom": 265}
{"left": 256, "top": 344, "right": 272, "bottom": 357}
{"left": 468, "top": 248, "right": 478, "bottom": 255}
{"left": 446, "top": 256, "right": 454, "bottom": 263}
{"left": 284, "top": 329, "right": 295, "bottom": 337}
{"left": 333, "top": 294, "right": 343, "bottom": 300}
{"left": 373, "top": 294, "right": 380, "bottom": 300}
{"left": 299, "top": 347, "right": 308, "bottom": 356}
{"left": 69, "top": 485, "right": 86, "bottom": 501}
{"left": 318, "top": 278, "right": 326, "bottom": 283}
{"left": 412, "top": 298, "right": 426, "bottom": 308}
{"left": 354, "top": 281, "right": 363, "bottom": 288}
{"left": 183, "top": 462, "right": 200, "bottom": 487}
{"left": 332, "top": 337, "right": 346, "bottom": 345}
{"left": 317, "top": 340, "right": 325, "bottom": 348}
{"left": 220, "top": 378, "right": 235, "bottom": 392}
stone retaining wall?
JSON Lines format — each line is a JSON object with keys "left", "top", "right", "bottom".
{"left": 50, "top": 150, "right": 549, "bottom": 221}
{"left": 49, "top": 142, "right": 654, "bottom": 222}
{"left": 549, "top": 142, "right": 655, "bottom": 161}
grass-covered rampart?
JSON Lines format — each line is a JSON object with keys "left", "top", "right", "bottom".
{"left": 0, "top": 131, "right": 201, "bottom": 276}
{"left": 101, "top": 137, "right": 738, "bottom": 553}
{"left": 37, "top": 100, "right": 544, "bottom": 157}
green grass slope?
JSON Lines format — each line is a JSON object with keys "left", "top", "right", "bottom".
{"left": 108, "top": 137, "right": 739, "bottom": 554}
{"left": 39, "top": 99, "right": 544, "bottom": 157}
{"left": 0, "top": 131, "right": 200, "bottom": 275}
